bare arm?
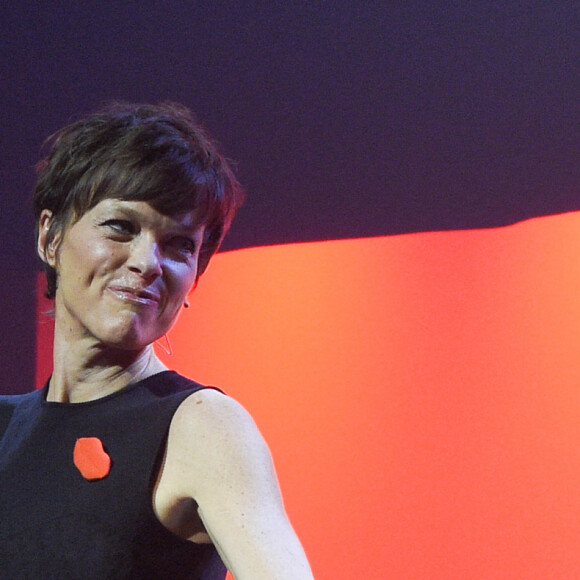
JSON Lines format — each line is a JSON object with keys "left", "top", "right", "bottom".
{"left": 164, "top": 389, "right": 314, "bottom": 580}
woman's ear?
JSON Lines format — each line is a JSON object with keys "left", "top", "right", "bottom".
{"left": 37, "top": 209, "right": 59, "bottom": 266}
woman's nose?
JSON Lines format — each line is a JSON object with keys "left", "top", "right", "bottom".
{"left": 127, "top": 236, "right": 163, "bottom": 280}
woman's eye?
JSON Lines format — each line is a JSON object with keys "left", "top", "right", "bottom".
{"left": 169, "top": 237, "right": 197, "bottom": 257}
{"left": 102, "top": 219, "right": 135, "bottom": 235}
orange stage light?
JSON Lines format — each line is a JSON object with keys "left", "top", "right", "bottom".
{"left": 37, "top": 212, "right": 580, "bottom": 578}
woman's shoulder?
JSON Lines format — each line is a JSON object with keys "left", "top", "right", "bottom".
{"left": 173, "top": 388, "right": 257, "bottom": 440}
{"left": 140, "top": 370, "right": 224, "bottom": 399}
{"left": 0, "top": 390, "right": 42, "bottom": 408}
{"left": 168, "top": 388, "right": 272, "bottom": 484}
{"left": 0, "top": 390, "right": 43, "bottom": 437}
{"left": 0, "top": 390, "right": 43, "bottom": 421}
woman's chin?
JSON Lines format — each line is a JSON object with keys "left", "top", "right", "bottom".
{"left": 94, "top": 324, "right": 159, "bottom": 354}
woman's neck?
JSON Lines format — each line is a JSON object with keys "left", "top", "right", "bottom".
{"left": 48, "top": 336, "right": 167, "bottom": 403}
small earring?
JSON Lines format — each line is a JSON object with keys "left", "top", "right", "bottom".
{"left": 183, "top": 300, "right": 190, "bottom": 308}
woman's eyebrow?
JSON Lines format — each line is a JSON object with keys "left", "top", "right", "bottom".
{"left": 94, "top": 204, "right": 139, "bottom": 220}
{"left": 110, "top": 206, "right": 140, "bottom": 219}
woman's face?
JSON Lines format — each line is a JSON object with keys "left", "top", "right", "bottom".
{"left": 38, "top": 199, "right": 205, "bottom": 352}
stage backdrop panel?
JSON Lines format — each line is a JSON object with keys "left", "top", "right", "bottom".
{"left": 37, "top": 212, "right": 580, "bottom": 578}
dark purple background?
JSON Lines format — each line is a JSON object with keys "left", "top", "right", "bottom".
{"left": 2, "top": 1, "right": 579, "bottom": 393}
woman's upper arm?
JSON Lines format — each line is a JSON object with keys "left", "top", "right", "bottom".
{"left": 168, "top": 390, "right": 314, "bottom": 580}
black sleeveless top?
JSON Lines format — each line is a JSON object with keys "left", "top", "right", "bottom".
{"left": 0, "top": 371, "right": 227, "bottom": 579}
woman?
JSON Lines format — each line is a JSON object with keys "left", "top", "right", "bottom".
{"left": 0, "top": 102, "right": 314, "bottom": 579}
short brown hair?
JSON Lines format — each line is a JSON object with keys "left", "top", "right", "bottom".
{"left": 34, "top": 102, "right": 244, "bottom": 298}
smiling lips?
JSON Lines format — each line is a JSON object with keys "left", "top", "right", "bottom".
{"left": 107, "top": 285, "right": 160, "bottom": 306}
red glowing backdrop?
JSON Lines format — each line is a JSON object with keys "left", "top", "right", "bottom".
{"left": 37, "top": 212, "right": 580, "bottom": 578}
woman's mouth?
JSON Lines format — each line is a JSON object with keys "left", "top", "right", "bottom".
{"left": 107, "top": 285, "right": 160, "bottom": 306}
